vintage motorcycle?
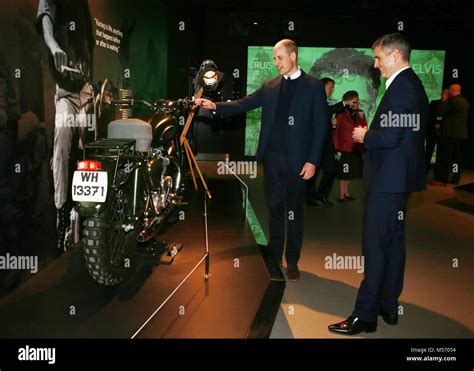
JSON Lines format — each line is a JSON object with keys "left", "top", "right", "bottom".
{"left": 72, "top": 81, "right": 194, "bottom": 285}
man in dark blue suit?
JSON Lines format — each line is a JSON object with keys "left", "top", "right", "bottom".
{"left": 329, "top": 33, "right": 428, "bottom": 335}
{"left": 195, "top": 39, "right": 328, "bottom": 280}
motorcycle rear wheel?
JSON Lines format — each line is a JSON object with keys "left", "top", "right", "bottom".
{"left": 82, "top": 190, "right": 137, "bottom": 285}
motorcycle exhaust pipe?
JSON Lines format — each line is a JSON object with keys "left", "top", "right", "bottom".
{"left": 136, "top": 206, "right": 175, "bottom": 243}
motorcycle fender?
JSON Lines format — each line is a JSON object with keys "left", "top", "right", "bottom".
{"left": 76, "top": 201, "right": 106, "bottom": 218}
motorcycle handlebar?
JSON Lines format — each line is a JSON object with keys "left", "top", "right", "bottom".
{"left": 109, "top": 98, "right": 195, "bottom": 111}
{"left": 58, "top": 70, "right": 196, "bottom": 112}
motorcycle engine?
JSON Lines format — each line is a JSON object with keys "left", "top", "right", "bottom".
{"left": 152, "top": 175, "right": 173, "bottom": 214}
{"left": 150, "top": 148, "right": 175, "bottom": 214}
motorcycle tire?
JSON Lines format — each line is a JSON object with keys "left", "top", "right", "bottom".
{"left": 82, "top": 213, "right": 135, "bottom": 286}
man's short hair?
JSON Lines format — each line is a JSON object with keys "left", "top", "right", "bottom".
{"left": 310, "top": 48, "right": 381, "bottom": 108}
{"left": 372, "top": 33, "right": 411, "bottom": 62}
{"left": 275, "top": 39, "right": 298, "bottom": 58}
{"left": 321, "top": 77, "right": 335, "bottom": 86}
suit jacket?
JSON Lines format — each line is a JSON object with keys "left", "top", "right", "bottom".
{"left": 215, "top": 70, "right": 328, "bottom": 172}
{"left": 426, "top": 98, "right": 446, "bottom": 139}
{"left": 363, "top": 68, "right": 429, "bottom": 193}
{"left": 440, "top": 94, "right": 470, "bottom": 139}
{"left": 428, "top": 99, "right": 446, "bottom": 128}
{"left": 329, "top": 101, "right": 346, "bottom": 116}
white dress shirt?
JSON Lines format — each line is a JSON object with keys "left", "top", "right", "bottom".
{"left": 284, "top": 67, "right": 302, "bottom": 80}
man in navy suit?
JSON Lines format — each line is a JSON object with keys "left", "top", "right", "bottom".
{"left": 329, "top": 33, "right": 428, "bottom": 335}
{"left": 195, "top": 39, "right": 328, "bottom": 280}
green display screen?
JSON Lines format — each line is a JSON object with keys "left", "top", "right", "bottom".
{"left": 245, "top": 46, "right": 445, "bottom": 156}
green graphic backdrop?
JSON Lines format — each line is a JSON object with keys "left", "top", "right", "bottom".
{"left": 245, "top": 46, "right": 445, "bottom": 156}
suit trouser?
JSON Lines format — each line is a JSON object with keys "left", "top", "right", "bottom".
{"left": 53, "top": 83, "right": 93, "bottom": 210}
{"left": 264, "top": 150, "right": 305, "bottom": 265}
{"left": 435, "top": 136, "right": 466, "bottom": 184}
{"left": 425, "top": 130, "right": 438, "bottom": 172}
{"left": 353, "top": 191, "right": 410, "bottom": 322}
{"left": 305, "top": 136, "right": 336, "bottom": 200}
{"left": 315, "top": 138, "right": 336, "bottom": 199}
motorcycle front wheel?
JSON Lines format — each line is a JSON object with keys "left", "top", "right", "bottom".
{"left": 82, "top": 189, "right": 137, "bottom": 285}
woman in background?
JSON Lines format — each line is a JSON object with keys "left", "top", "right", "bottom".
{"left": 333, "top": 90, "right": 367, "bottom": 202}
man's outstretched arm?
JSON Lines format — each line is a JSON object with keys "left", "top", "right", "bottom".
{"left": 195, "top": 82, "right": 265, "bottom": 117}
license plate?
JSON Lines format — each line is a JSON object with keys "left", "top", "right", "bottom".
{"left": 72, "top": 171, "right": 108, "bottom": 202}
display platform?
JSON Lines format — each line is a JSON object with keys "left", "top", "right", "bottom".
{"left": 0, "top": 180, "right": 284, "bottom": 338}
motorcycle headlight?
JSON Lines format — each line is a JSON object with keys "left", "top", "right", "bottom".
{"left": 203, "top": 70, "right": 218, "bottom": 87}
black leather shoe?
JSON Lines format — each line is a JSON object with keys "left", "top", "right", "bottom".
{"left": 317, "top": 198, "right": 334, "bottom": 207}
{"left": 328, "top": 316, "right": 377, "bottom": 335}
{"left": 379, "top": 310, "right": 398, "bottom": 325}
{"left": 306, "top": 198, "right": 319, "bottom": 207}
{"left": 287, "top": 263, "right": 300, "bottom": 281}
{"left": 344, "top": 195, "right": 355, "bottom": 201}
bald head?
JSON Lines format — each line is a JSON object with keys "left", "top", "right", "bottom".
{"left": 449, "top": 84, "right": 461, "bottom": 97}
{"left": 273, "top": 39, "right": 299, "bottom": 77}
{"left": 274, "top": 39, "right": 298, "bottom": 59}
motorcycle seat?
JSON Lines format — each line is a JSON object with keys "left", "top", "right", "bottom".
{"left": 108, "top": 118, "right": 152, "bottom": 152}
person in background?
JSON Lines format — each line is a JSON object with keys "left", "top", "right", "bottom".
{"left": 309, "top": 48, "right": 381, "bottom": 133}
{"left": 429, "top": 83, "right": 470, "bottom": 186}
{"left": 333, "top": 90, "right": 367, "bottom": 202}
{"left": 425, "top": 87, "right": 448, "bottom": 174}
{"left": 305, "top": 77, "right": 349, "bottom": 207}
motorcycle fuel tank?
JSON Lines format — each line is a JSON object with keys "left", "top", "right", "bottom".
{"left": 147, "top": 113, "right": 177, "bottom": 148}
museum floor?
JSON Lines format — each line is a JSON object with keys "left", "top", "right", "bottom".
{"left": 0, "top": 180, "right": 278, "bottom": 338}
{"left": 0, "top": 165, "right": 472, "bottom": 340}
{"left": 247, "top": 167, "right": 474, "bottom": 339}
